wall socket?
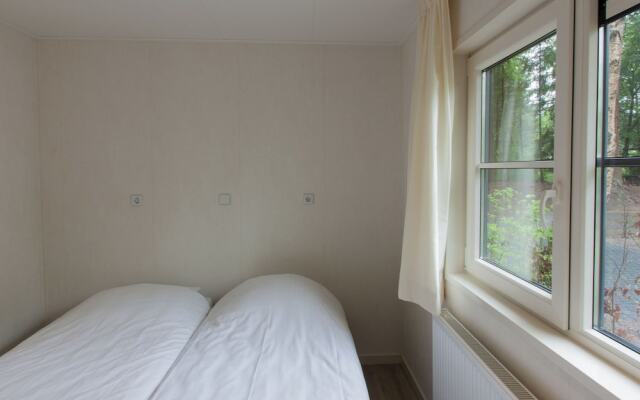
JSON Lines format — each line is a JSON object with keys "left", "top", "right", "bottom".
{"left": 218, "top": 193, "right": 232, "bottom": 206}
{"left": 130, "top": 194, "right": 143, "bottom": 206}
{"left": 303, "top": 193, "right": 315, "bottom": 205}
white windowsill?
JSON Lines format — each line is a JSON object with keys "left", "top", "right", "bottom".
{"left": 446, "top": 272, "right": 640, "bottom": 399}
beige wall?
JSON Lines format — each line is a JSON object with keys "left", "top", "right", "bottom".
{"left": 0, "top": 24, "right": 45, "bottom": 352}
{"left": 37, "top": 39, "right": 405, "bottom": 355}
{"left": 449, "top": 0, "right": 504, "bottom": 43}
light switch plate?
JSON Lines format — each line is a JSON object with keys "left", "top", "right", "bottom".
{"left": 130, "top": 194, "right": 143, "bottom": 206}
{"left": 303, "top": 193, "right": 315, "bottom": 205}
{"left": 218, "top": 193, "right": 232, "bottom": 206}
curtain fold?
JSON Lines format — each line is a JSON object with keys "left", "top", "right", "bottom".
{"left": 398, "top": 0, "right": 455, "bottom": 315}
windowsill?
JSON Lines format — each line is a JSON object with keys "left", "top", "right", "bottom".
{"left": 446, "top": 272, "right": 640, "bottom": 399}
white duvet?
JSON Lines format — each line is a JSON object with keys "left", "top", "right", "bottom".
{"left": 151, "top": 274, "right": 369, "bottom": 400}
{"left": 0, "top": 284, "right": 210, "bottom": 400}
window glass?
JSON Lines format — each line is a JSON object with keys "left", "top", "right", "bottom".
{"left": 483, "top": 34, "right": 556, "bottom": 162}
{"left": 605, "top": 10, "right": 640, "bottom": 158}
{"left": 481, "top": 169, "right": 554, "bottom": 289}
{"left": 596, "top": 8, "right": 640, "bottom": 352}
{"left": 479, "top": 34, "right": 557, "bottom": 292}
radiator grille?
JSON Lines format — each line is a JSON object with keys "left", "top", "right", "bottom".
{"left": 436, "top": 309, "right": 537, "bottom": 400}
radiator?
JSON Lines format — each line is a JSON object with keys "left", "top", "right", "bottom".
{"left": 433, "top": 309, "right": 537, "bottom": 400}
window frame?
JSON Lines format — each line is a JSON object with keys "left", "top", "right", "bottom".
{"left": 465, "top": 0, "right": 573, "bottom": 330}
{"left": 570, "top": 0, "right": 640, "bottom": 373}
{"left": 605, "top": 0, "right": 640, "bottom": 21}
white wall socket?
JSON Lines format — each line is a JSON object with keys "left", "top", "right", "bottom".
{"left": 130, "top": 194, "right": 143, "bottom": 206}
{"left": 303, "top": 193, "right": 315, "bottom": 205}
{"left": 218, "top": 193, "right": 232, "bottom": 206}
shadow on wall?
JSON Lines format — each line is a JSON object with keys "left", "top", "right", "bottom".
{"left": 401, "top": 301, "right": 433, "bottom": 400}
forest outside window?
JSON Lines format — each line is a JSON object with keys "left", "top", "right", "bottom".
{"left": 595, "top": 4, "right": 640, "bottom": 355}
{"left": 481, "top": 34, "right": 556, "bottom": 291}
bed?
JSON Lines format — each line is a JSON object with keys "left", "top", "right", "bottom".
{"left": 0, "top": 284, "right": 211, "bottom": 400}
{"left": 150, "top": 274, "right": 369, "bottom": 400}
{"left": 0, "top": 275, "right": 369, "bottom": 400}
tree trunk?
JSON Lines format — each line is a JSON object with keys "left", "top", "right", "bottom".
{"left": 623, "top": 87, "right": 636, "bottom": 157}
{"left": 607, "top": 19, "right": 626, "bottom": 200}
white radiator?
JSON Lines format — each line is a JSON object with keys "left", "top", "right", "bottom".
{"left": 433, "top": 309, "right": 537, "bottom": 400}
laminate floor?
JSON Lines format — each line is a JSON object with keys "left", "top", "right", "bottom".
{"left": 363, "top": 363, "right": 422, "bottom": 400}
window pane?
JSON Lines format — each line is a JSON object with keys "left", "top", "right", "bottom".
{"left": 481, "top": 168, "right": 553, "bottom": 290}
{"left": 483, "top": 34, "right": 556, "bottom": 162}
{"left": 596, "top": 167, "right": 640, "bottom": 351}
{"left": 596, "top": 8, "right": 640, "bottom": 354}
{"left": 606, "top": 9, "right": 640, "bottom": 158}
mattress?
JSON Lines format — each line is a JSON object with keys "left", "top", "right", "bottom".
{"left": 151, "top": 274, "right": 369, "bottom": 400}
{"left": 0, "top": 284, "right": 210, "bottom": 400}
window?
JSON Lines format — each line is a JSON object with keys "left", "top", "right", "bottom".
{"left": 463, "top": 0, "right": 640, "bottom": 375}
{"left": 568, "top": 0, "right": 640, "bottom": 374}
{"left": 481, "top": 34, "right": 556, "bottom": 291}
{"left": 595, "top": 3, "right": 640, "bottom": 355}
{"left": 466, "top": 0, "right": 572, "bottom": 329}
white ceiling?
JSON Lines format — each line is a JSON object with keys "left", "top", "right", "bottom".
{"left": 0, "top": 0, "right": 418, "bottom": 44}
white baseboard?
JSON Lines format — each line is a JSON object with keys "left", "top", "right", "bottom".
{"left": 401, "top": 355, "right": 428, "bottom": 400}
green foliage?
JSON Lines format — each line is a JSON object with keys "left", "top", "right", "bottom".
{"left": 486, "top": 35, "right": 556, "bottom": 162}
{"left": 482, "top": 36, "right": 556, "bottom": 289}
{"left": 617, "top": 10, "right": 640, "bottom": 157}
{"left": 484, "top": 187, "right": 553, "bottom": 289}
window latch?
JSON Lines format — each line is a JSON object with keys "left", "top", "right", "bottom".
{"left": 541, "top": 188, "right": 556, "bottom": 229}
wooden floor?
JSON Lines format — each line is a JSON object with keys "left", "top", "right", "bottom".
{"left": 363, "top": 364, "right": 421, "bottom": 400}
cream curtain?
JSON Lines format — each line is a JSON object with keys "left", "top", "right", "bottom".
{"left": 398, "top": 0, "right": 455, "bottom": 315}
